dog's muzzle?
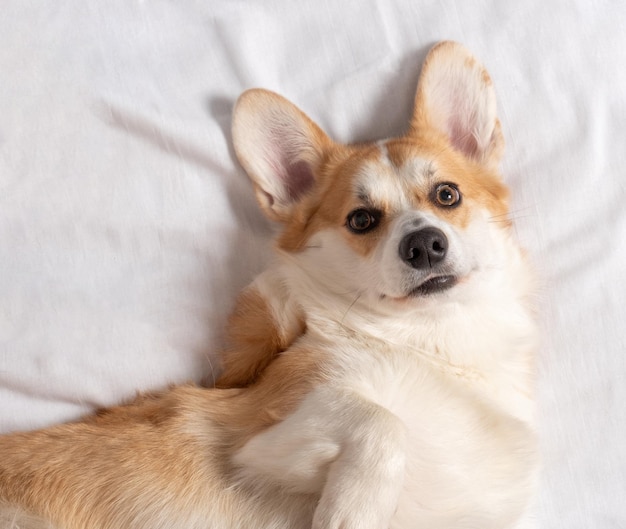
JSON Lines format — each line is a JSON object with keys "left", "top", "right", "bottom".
{"left": 398, "top": 228, "right": 457, "bottom": 296}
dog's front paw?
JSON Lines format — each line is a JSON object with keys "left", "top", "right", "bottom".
{"left": 310, "top": 395, "right": 405, "bottom": 529}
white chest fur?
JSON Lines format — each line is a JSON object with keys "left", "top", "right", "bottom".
{"left": 234, "top": 305, "right": 538, "bottom": 529}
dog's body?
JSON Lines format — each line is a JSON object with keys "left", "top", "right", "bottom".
{"left": 0, "top": 42, "right": 538, "bottom": 529}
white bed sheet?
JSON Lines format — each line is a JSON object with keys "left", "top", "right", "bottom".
{"left": 1, "top": 1, "right": 625, "bottom": 527}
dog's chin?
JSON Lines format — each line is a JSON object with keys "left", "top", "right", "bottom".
{"left": 406, "top": 275, "right": 458, "bottom": 297}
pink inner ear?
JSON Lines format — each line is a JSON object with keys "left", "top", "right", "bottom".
{"left": 444, "top": 92, "right": 481, "bottom": 160}
{"left": 449, "top": 118, "right": 479, "bottom": 159}
{"left": 265, "top": 125, "right": 317, "bottom": 205}
{"left": 284, "top": 160, "right": 314, "bottom": 201}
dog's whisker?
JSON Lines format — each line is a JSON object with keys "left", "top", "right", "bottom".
{"left": 489, "top": 214, "right": 536, "bottom": 224}
{"left": 333, "top": 289, "right": 361, "bottom": 296}
{"left": 340, "top": 291, "right": 363, "bottom": 325}
{"left": 489, "top": 205, "right": 537, "bottom": 219}
{"left": 508, "top": 214, "right": 537, "bottom": 220}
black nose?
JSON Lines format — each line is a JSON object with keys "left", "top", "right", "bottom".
{"left": 399, "top": 228, "right": 448, "bottom": 269}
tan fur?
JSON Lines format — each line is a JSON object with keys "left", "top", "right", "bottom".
{"left": 216, "top": 285, "right": 305, "bottom": 388}
{"left": 278, "top": 146, "right": 396, "bottom": 257}
{"left": 0, "top": 351, "right": 325, "bottom": 529}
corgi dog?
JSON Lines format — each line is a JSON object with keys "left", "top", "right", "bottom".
{"left": 0, "top": 41, "right": 538, "bottom": 529}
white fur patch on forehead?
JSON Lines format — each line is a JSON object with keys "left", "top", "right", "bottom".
{"left": 354, "top": 145, "right": 432, "bottom": 209}
{"left": 396, "top": 156, "right": 436, "bottom": 184}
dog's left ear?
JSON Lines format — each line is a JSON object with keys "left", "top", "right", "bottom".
{"left": 410, "top": 42, "right": 504, "bottom": 170}
{"left": 232, "top": 89, "right": 332, "bottom": 222}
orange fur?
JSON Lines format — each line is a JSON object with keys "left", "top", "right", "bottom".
{"left": 216, "top": 285, "right": 305, "bottom": 388}
{"left": 0, "top": 348, "right": 326, "bottom": 528}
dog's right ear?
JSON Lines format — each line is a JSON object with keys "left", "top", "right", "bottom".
{"left": 232, "top": 89, "right": 332, "bottom": 222}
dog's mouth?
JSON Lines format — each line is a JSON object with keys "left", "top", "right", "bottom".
{"left": 407, "top": 275, "right": 458, "bottom": 297}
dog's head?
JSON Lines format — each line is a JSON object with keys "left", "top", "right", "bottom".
{"left": 233, "top": 42, "right": 520, "bottom": 318}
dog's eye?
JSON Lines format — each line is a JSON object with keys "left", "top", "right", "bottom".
{"left": 433, "top": 183, "right": 461, "bottom": 207}
{"left": 347, "top": 209, "right": 378, "bottom": 233}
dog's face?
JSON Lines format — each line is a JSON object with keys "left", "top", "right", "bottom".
{"left": 280, "top": 138, "right": 510, "bottom": 307}
{"left": 233, "top": 42, "right": 513, "bottom": 314}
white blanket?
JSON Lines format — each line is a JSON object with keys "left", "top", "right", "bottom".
{"left": 1, "top": 1, "right": 625, "bottom": 527}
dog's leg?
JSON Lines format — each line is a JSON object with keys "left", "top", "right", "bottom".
{"left": 0, "top": 386, "right": 238, "bottom": 529}
{"left": 216, "top": 269, "right": 305, "bottom": 388}
{"left": 234, "top": 387, "right": 407, "bottom": 529}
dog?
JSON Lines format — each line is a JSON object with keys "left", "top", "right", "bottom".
{"left": 0, "top": 41, "right": 538, "bottom": 529}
